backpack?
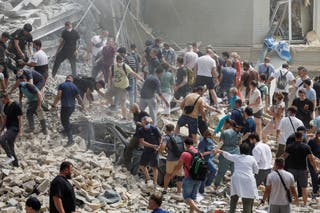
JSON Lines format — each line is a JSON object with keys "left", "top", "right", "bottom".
{"left": 276, "top": 70, "right": 288, "bottom": 90}
{"left": 166, "top": 134, "right": 185, "bottom": 158}
{"left": 232, "top": 108, "right": 246, "bottom": 128}
{"left": 186, "top": 150, "right": 208, "bottom": 181}
{"left": 186, "top": 67, "right": 195, "bottom": 87}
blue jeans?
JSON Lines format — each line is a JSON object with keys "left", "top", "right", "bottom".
{"left": 182, "top": 176, "right": 201, "bottom": 200}
{"left": 199, "top": 159, "right": 216, "bottom": 193}
{"left": 308, "top": 159, "right": 320, "bottom": 193}
{"left": 128, "top": 78, "right": 136, "bottom": 106}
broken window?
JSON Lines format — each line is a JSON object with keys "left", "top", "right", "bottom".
{"left": 270, "top": 0, "right": 313, "bottom": 42}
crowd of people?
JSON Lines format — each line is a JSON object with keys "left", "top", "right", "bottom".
{"left": 0, "top": 20, "right": 320, "bottom": 213}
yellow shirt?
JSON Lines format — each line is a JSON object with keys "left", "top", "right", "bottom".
{"left": 113, "top": 63, "right": 134, "bottom": 89}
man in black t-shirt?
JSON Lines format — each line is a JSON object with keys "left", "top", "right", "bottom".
{"left": 52, "top": 21, "right": 80, "bottom": 77}
{"left": 174, "top": 56, "right": 189, "bottom": 100}
{"left": 7, "top": 23, "right": 33, "bottom": 70}
{"left": 138, "top": 116, "right": 162, "bottom": 186}
{"left": 49, "top": 161, "right": 76, "bottom": 213}
{"left": 124, "top": 103, "right": 150, "bottom": 174}
{"left": 292, "top": 89, "right": 314, "bottom": 129}
{"left": 0, "top": 93, "right": 22, "bottom": 167}
{"left": 282, "top": 132, "right": 316, "bottom": 206}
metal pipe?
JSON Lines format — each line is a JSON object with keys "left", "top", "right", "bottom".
{"left": 75, "top": 0, "right": 95, "bottom": 29}
{"left": 115, "top": 0, "right": 132, "bottom": 43}
{"left": 288, "top": 0, "right": 292, "bottom": 43}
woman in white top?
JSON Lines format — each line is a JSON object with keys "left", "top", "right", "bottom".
{"left": 248, "top": 80, "right": 263, "bottom": 138}
{"left": 262, "top": 92, "right": 285, "bottom": 142}
{"left": 215, "top": 143, "right": 259, "bottom": 213}
{"left": 216, "top": 143, "right": 259, "bottom": 213}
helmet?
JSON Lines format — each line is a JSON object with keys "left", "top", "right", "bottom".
{"left": 23, "top": 23, "right": 32, "bottom": 32}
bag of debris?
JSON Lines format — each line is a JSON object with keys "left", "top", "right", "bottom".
{"left": 186, "top": 150, "right": 208, "bottom": 181}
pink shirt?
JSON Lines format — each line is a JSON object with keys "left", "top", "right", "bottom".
{"left": 180, "top": 146, "right": 198, "bottom": 178}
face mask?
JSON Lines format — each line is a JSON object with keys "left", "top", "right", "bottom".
{"left": 33, "top": 48, "right": 37, "bottom": 52}
{"left": 303, "top": 133, "right": 307, "bottom": 139}
{"left": 20, "top": 82, "right": 26, "bottom": 87}
{"left": 145, "top": 123, "right": 151, "bottom": 129}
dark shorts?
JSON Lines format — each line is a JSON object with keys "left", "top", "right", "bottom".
{"left": 253, "top": 109, "right": 263, "bottom": 119}
{"left": 195, "top": 75, "right": 215, "bottom": 90}
{"left": 35, "top": 65, "right": 49, "bottom": 78}
{"left": 198, "top": 116, "right": 208, "bottom": 135}
{"left": 288, "top": 169, "right": 308, "bottom": 188}
{"left": 139, "top": 150, "right": 159, "bottom": 167}
{"left": 177, "top": 115, "right": 198, "bottom": 135}
{"left": 255, "top": 169, "right": 271, "bottom": 186}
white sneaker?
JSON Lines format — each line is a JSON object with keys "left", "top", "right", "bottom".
{"left": 2, "top": 157, "right": 14, "bottom": 164}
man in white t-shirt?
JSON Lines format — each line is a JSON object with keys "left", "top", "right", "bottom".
{"left": 276, "top": 106, "right": 304, "bottom": 157}
{"left": 260, "top": 158, "right": 298, "bottom": 211}
{"left": 90, "top": 31, "right": 108, "bottom": 64}
{"left": 268, "top": 63, "right": 295, "bottom": 112}
{"left": 249, "top": 133, "right": 272, "bottom": 187}
{"left": 88, "top": 31, "right": 109, "bottom": 77}
{"left": 183, "top": 45, "right": 198, "bottom": 70}
{"left": 22, "top": 39, "right": 49, "bottom": 84}
{"left": 194, "top": 49, "right": 218, "bottom": 105}
{"left": 295, "top": 66, "right": 312, "bottom": 97}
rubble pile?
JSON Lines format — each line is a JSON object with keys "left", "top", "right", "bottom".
{"left": 0, "top": 0, "right": 84, "bottom": 33}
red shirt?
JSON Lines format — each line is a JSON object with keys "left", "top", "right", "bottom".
{"left": 180, "top": 146, "right": 198, "bottom": 178}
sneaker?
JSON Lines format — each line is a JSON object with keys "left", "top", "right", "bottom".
{"left": 64, "top": 141, "right": 75, "bottom": 148}
{"left": 146, "top": 180, "right": 154, "bottom": 188}
{"left": 2, "top": 157, "right": 14, "bottom": 164}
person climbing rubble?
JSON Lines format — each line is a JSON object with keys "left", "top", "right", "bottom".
{"left": 52, "top": 75, "right": 84, "bottom": 147}
{"left": 7, "top": 23, "right": 33, "bottom": 72}
{"left": 21, "top": 39, "right": 49, "bottom": 87}
{"left": 19, "top": 75, "right": 47, "bottom": 135}
{"left": 138, "top": 116, "right": 162, "bottom": 188}
{"left": 52, "top": 21, "right": 80, "bottom": 77}
{"left": 0, "top": 92, "right": 22, "bottom": 167}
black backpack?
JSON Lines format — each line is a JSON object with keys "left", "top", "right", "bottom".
{"left": 276, "top": 70, "right": 288, "bottom": 90}
{"left": 167, "top": 134, "right": 185, "bottom": 158}
{"left": 186, "top": 150, "right": 208, "bottom": 181}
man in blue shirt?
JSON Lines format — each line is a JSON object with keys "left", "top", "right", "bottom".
{"left": 52, "top": 75, "right": 84, "bottom": 147}
{"left": 138, "top": 116, "right": 162, "bottom": 186}
{"left": 258, "top": 57, "right": 275, "bottom": 80}
{"left": 19, "top": 75, "right": 47, "bottom": 134}
{"left": 140, "top": 67, "right": 169, "bottom": 125}
{"left": 148, "top": 194, "right": 169, "bottom": 213}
